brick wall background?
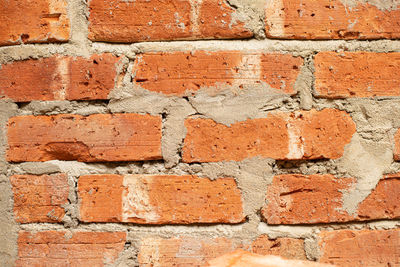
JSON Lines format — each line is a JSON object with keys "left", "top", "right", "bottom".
{"left": 0, "top": 0, "right": 399, "bottom": 266}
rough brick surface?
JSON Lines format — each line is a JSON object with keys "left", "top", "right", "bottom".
{"left": 262, "top": 174, "right": 400, "bottom": 224}
{"left": 7, "top": 114, "right": 162, "bottom": 162}
{"left": 393, "top": 130, "right": 400, "bottom": 161}
{"left": 315, "top": 52, "right": 400, "bottom": 98}
{"left": 10, "top": 174, "right": 68, "bottom": 223}
{"left": 265, "top": 0, "right": 400, "bottom": 40}
{"left": 16, "top": 231, "right": 126, "bottom": 266}
{"left": 88, "top": 0, "right": 252, "bottom": 42}
{"left": 318, "top": 229, "right": 400, "bottom": 266}
{"left": 78, "top": 174, "right": 244, "bottom": 224}
{"left": 0, "top": 0, "right": 70, "bottom": 46}
{"left": 133, "top": 51, "right": 303, "bottom": 96}
{"left": 0, "top": 54, "right": 121, "bottom": 101}
{"left": 183, "top": 109, "right": 355, "bottom": 162}
{"left": 138, "top": 237, "right": 243, "bottom": 266}
{"left": 251, "top": 235, "right": 306, "bottom": 260}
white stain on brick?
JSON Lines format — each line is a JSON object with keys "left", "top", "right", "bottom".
{"left": 265, "top": 0, "right": 285, "bottom": 37}
{"left": 232, "top": 53, "right": 261, "bottom": 86}
{"left": 53, "top": 57, "right": 69, "bottom": 100}
{"left": 285, "top": 115, "right": 304, "bottom": 159}
{"left": 122, "top": 175, "right": 160, "bottom": 223}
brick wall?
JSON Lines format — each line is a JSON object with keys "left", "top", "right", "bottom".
{"left": 0, "top": 0, "right": 399, "bottom": 266}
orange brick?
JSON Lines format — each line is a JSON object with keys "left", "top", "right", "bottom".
{"left": 262, "top": 174, "right": 400, "bottom": 224}
{"left": 318, "top": 229, "right": 400, "bottom": 266}
{"left": 78, "top": 175, "right": 244, "bottom": 224}
{"left": 0, "top": 0, "right": 69, "bottom": 46}
{"left": 10, "top": 174, "right": 69, "bottom": 223}
{"left": 315, "top": 52, "right": 400, "bottom": 98}
{"left": 138, "top": 236, "right": 243, "bottom": 266}
{"left": 7, "top": 114, "right": 162, "bottom": 162}
{"left": 182, "top": 109, "right": 355, "bottom": 162}
{"left": 251, "top": 235, "right": 306, "bottom": 260}
{"left": 88, "top": 0, "right": 252, "bottom": 42}
{"left": 0, "top": 54, "right": 121, "bottom": 101}
{"left": 393, "top": 130, "right": 400, "bottom": 161}
{"left": 133, "top": 51, "right": 303, "bottom": 96}
{"left": 16, "top": 231, "right": 126, "bottom": 266}
{"left": 265, "top": 0, "right": 400, "bottom": 40}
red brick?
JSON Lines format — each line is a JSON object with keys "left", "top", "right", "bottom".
{"left": 133, "top": 51, "right": 303, "bottom": 96}
{"left": 251, "top": 235, "right": 306, "bottom": 260}
{"left": 265, "top": 0, "right": 400, "bottom": 40}
{"left": 78, "top": 174, "right": 244, "bottom": 224}
{"left": 0, "top": 54, "right": 121, "bottom": 101}
{"left": 318, "top": 229, "right": 400, "bottom": 266}
{"left": 262, "top": 174, "right": 400, "bottom": 225}
{"left": 182, "top": 109, "right": 355, "bottom": 163}
{"left": 206, "top": 250, "right": 332, "bottom": 267}
{"left": 393, "top": 130, "right": 400, "bottom": 161}
{"left": 138, "top": 236, "right": 243, "bottom": 266}
{"left": 10, "top": 174, "right": 69, "bottom": 223}
{"left": 7, "top": 114, "right": 162, "bottom": 162}
{"left": 88, "top": 0, "right": 252, "bottom": 42}
{"left": 0, "top": 0, "right": 69, "bottom": 46}
{"left": 315, "top": 52, "right": 400, "bottom": 98}
{"left": 16, "top": 231, "right": 126, "bottom": 266}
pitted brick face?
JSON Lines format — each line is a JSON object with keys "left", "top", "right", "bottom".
{"left": 0, "top": 0, "right": 70, "bottom": 46}
{"left": 265, "top": 0, "right": 400, "bottom": 40}
{"left": 78, "top": 174, "right": 244, "bottom": 224}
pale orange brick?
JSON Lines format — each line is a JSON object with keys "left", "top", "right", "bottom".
{"left": 262, "top": 174, "right": 400, "bottom": 224}
{"left": 138, "top": 236, "right": 243, "bottom": 266}
{"left": 0, "top": 54, "right": 121, "bottom": 101}
{"left": 265, "top": 0, "right": 400, "bottom": 40}
{"left": 315, "top": 52, "right": 400, "bottom": 98}
{"left": 251, "top": 235, "right": 306, "bottom": 260}
{"left": 318, "top": 229, "right": 400, "bottom": 266}
{"left": 88, "top": 0, "right": 252, "bottom": 42}
{"left": 0, "top": 0, "right": 70, "bottom": 46}
{"left": 133, "top": 51, "right": 303, "bottom": 96}
{"left": 10, "top": 174, "right": 69, "bottom": 223}
{"left": 7, "top": 114, "right": 162, "bottom": 162}
{"left": 182, "top": 109, "right": 355, "bottom": 162}
{"left": 78, "top": 175, "right": 244, "bottom": 224}
{"left": 16, "top": 231, "right": 126, "bottom": 267}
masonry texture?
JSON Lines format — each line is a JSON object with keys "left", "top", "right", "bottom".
{"left": 0, "top": 0, "right": 399, "bottom": 266}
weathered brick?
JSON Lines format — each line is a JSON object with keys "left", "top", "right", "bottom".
{"left": 78, "top": 174, "right": 244, "bottom": 224}
{"left": 318, "top": 229, "right": 400, "bottom": 266}
{"left": 16, "top": 231, "right": 126, "bottom": 266}
{"left": 315, "top": 52, "right": 400, "bottom": 98}
{"left": 10, "top": 174, "right": 69, "bottom": 223}
{"left": 88, "top": 0, "right": 252, "bottom": 42}
{"left": 251, "top": 235, "right": 306, "bottom": 260}
{"left": 0, "top": 0, "right": 70, "bottom": 46}
{"left": 138, "top": 237, "right": 243, "bottom": 266}
{"left": 133, "top": 51, "right": 303, "bottom": 96}
{"left": 265, "top": 0, "right": 400, "bottom": 40}
{"left": 262, "top": 174, "right": 400, "bottom": 224}
{"left": 0, "top": 54, "right": 121, "bottom": 101}
{"left": 206, "top": 250, "right": 333, "bottom": 267}
{"left": 393, "top": 130, "right": 400, "bottom": 161}
{"left": 7, "top": 114, "right": 162, "bottom": 162}
{"left": 182, "top": 109, "right": 355, "bottom": 162}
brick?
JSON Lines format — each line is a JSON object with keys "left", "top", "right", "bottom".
{"left": 133, "top": 51, "right": 303, "bottom": 96}
{"left": 0, "top": 0, "right": 69, "bottom": 46}
{"left": 88, "top": 0, "right": 252, "bottom": 42}
{"left": 262, "top": 174, "right": 400, "bottom": 224}
{"left": 318, "top": 229, "right": 400, "bottom": 266}
{"left": 78, "top": 174, "right": 244, "bottom": 224}
{"left": 16, "top": 231, "right": 126, "bottom": 266}
{"left": 7, "top": 113, "right": 162, "bottom": 162}
{"left": 393, "top": 129, "right": 400, "bottom": 161}
{"left": 182, "top": 109, "right": 355, "bottom": 162}
{"left": 0, "top": 54, "right": 121, "bottom": 101}
{"left": 206, "top": 250, "right": 333, "bottom": 267}
{"left": 265, "top": 0, "right": 400, "bottom": 40}
{"left": 10, "top": 174, "right": 68, "bottom": 223}
{"left": 251, "top": 235, "right": 306, "bottom": 260}
{"left": 315, "top": 52, "right": 400, "bottom": 98}
{"left": 138, "top": 236, "right": 243, "bottom": 266}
